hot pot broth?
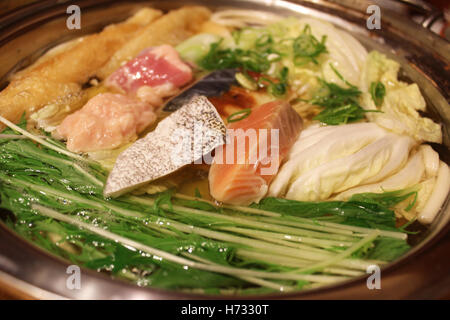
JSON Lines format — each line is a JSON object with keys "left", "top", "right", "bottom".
{"left": 0, "top": 5, "right": 448, "bottom": 294}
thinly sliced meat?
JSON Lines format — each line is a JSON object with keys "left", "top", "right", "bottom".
{"left": 56, "top": 93, "right": 156, "bottom": 152}
{"left": 105, "top": 45, "right": 192, "bottom": 105}
{"left": 97, "top": 6, "right": 211, "bottom": 78}
{"left": 209, "top": 100, "right": 303, "bottom": 205}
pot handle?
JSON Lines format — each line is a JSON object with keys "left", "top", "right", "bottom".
{"left": 395, "top": 0, "right": 444, "bottom": 29}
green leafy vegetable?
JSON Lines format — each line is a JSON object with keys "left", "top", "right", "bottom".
{"left": 0, "top": 120, "right": 413, "bottom": 294}
{"left": 313, "top": 103, "right": 368, "bottom": 125}
{"left": 310, "top": 78, "right": 361, "bottom": 109}
{"left": 199, "top": 41, "right": 287, "bottom": 96}
{"left": 253, "top": 189, "right": 417, "bottom": 230}
{"left": 370, "top": 81, "right": 386, "bottom": 107}
{"left": 292, "top": 25, "right": 327, "bottom": 65}
{"left": 355, "top": 237, "right": 410, "bottom": 261}
{"left": 349, "top": 189, "right": 418, "bottom": 211}
{"left": 196, "top": 22, "right": 327, "bottom": 98}
{"left": 194, "top": 188, "right": 202, "bottom": 198}
{"left": 175, "top": 33, "right": 221, "bottom": 65}
{"left": 310, "top": 66, "right": 378, "bottom": 125}
{"left": 259, "top": 67, "right": 289, "bottom": 97}
{"left": 200, "top": 40, "right": 272, "bottom": 73}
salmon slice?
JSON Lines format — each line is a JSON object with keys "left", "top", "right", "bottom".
{"left": 209, "top": 100, "right": 303, "bottom": 205}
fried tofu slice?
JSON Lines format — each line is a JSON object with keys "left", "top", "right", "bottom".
{"left": 12, "top": 8, "right": 162, "bottom": 80}
{"left": 97, "top": 6, "right": 211, "bottom": 79}
{"left": 0, "top": 8, "right": 162, "bottom": 127}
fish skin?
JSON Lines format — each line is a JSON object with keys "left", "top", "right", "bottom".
{"left": 104, "top": 95, "right": 226, "bottom": 197}
{"left": 209, "top": 100, "right": 303, "bottom": 205}
{"left": 163, "top": 69, "right": 238, "bottom": 112}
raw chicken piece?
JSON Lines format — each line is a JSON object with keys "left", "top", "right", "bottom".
{"left": 57, "top": 93, "right": 156, "bottom": 152}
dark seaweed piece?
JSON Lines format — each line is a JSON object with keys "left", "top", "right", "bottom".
{"left": 163, "top": 69, "right": 238, "bottom": 112}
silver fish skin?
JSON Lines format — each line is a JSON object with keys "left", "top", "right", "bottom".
{"left": 104, "top": 95, "right": 226, "bottom": 197}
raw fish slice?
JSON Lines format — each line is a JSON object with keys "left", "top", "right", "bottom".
{"left": 97, "top": 6, "right": 211, "bottom": 79}
{"left": 209, "top": 100, "right": 303, "bottom": 205}
{"left": 104, "top": 95, "right": 226, "bottom": 197}
{"left": 105, "top": 45, "right": 192, "bottom": 105}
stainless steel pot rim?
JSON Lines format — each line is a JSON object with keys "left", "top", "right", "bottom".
{"left": 0, "top": 0, "right": 448, "bottom": 299}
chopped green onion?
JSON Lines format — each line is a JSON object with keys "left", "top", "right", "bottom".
{"left": 310, "top": 65, "right": 370, "bottom": 125}
{"left": 255, "top": 33, "right": 273, "bottom": 48}
{"left": 200, "top": 40, "right": 271, "bottom": 73}
{"left": 227, "top": 108, "right": 252, "bottom": 123}
{"left": 292, "top": 25, "right": 327, "bottom": 65}
{"left": 330, "top": 64, "right": 358, "bottom": 89}
{"left": 370, "top": 81, "right": 386, "bottom": 107}
{"left": 199, "top": 23, "right": 327, "bottom": 98}
{"left": 235, "top": 72, "right": 258, "bottom": 90}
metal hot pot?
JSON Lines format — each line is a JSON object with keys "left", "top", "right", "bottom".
{"left": 0, "top": 0, "right": 448, "bottom": 299}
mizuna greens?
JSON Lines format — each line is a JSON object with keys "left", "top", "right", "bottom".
{"left": 0, "top": 118, "right": 413, "bottom": 294}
